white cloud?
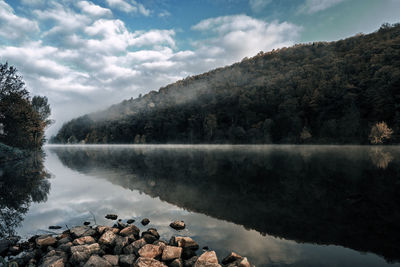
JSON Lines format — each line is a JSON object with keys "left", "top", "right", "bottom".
{"left": 158, "top": 10, "right": 171, "bottom": 17}
{"left": 105, "top": 0, "right": 150, "bottom": 16}
{"left": 76, "top": 1, "right": 112, "bottom": 17}
{"left": 299, "top": 0, "right": 346, "bottom": 14}
{"left": 249, "top": 0, "right": 272, "bottom": 12}
{"left": 0, "top": 1, "right": 39, "bottom": 41}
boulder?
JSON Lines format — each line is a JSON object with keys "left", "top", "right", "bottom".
{"left": 221, "top": 252, "right": 242, "bottom": 265}
{"left": 138, "top": 244, "right": 163, "bottom": 259}
{"left": 83, "top": 255, "right": 112, "bottom": 267}
{"left": 57, "top": 242, "right": 73, "bottom": 253}
{"left": 57, "top": 237, "right": 72, "bottom": 246}
{"left": 97, "top": 226, "right": 110, "bottom": 235}
{"left": 161, "top": 245, "right": 182, "bottom": 261}
{"left": 134, "top": 257, "right": 167, "bottom": 267}
{"left": 181, "top": 248, "right": 197, "bottom": 260}
{"left": 103, "top": 254, "right": 119, "bottom": 266}
{"left": 11, "top": 251, "right": 36, "bottom": 266}
{"left": 170, "top": 221, "right": 185, "bottom": 230}
{"left": 70, "top": 226, "right": 96, "bottom": 238}
{"left": 70, "top": 243, "right": 101, "bottom": 265}
{"left": 49, "top": 226, "right": 62, "bottom": 230}
{"left": 170, "top": 258, "right": 184, "bottom": 267}
{"left": 40, "top": 250, "right": 67, "bottom": 267}
{"left": 73, "top": 236, "right": 96, "bottom": 246}
{"left": 105, "top": 214, "right": 118, "bottom": 220}
{"left": 184, "top": 256, "right": 199, "bottom": 267}
{"left": 123, "top": 238, "right": 147, "bottom": 254}
{"left": 175, "top": 237, "right": 199, "bottom": 250}
{"left": 36, "top": 235, "right": 57, "bottom": 247}
{"left": 127, "top": 219, "right": 135, "bottom": 224}
{"left": 99, "top": 231, "right": 117, "bottom": 246}
{"left": 153, "top": 240, "right": 167, "bottom": 249}
{"left": 119, "top": 254, "right": 136, "bottom": 267}
{"left": 113, "top": 235, "right": 129, "bottom": 254}
{"left": 194, "top": 251, "right": 221, "bottom": 267}
{"left": 84, "top": 222, "right": 91, "bottom": 226}
{"left": 142, "top": 228, "right": 160, "bottom": 239}
{"left": 120, "top": 225, "right": 140, "bottom": 237}
{"left": 141, "top": 218, "right": 150, "bottom": 226}
{"left": 142, "top": 233, "right": 157, "bottom": 244}
{"left": 224, "top": 257, "right": 251, "bottom": 267}
{"left": 117, "top": 221, "right": 128, "bottom": 229}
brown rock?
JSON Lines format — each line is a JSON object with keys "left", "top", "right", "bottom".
{"left": 123, "top": 238, "right": 147, "bottom": 254}
{"left": 119, "top": 254, "right": 136, "bottom": 267}
{"left": 175, "top": 237, "right": 199, "bottom": 250}
{"left": 73, "top": 236, "right": 96, "bottom": 246}
{"left": 170, "top": 258, "right": 184, "bottom": 267}
{"left": 142, "top": 233, "right": 157, "bottom": 244}
{"left": 221, "top": 252, "right": 242, "bottom": 265}
{"left": 134, "top": 257, "right": 167, "bottom": 267}
{"left": 57, "top": 237, "right": 71, "bottom": 246}
{"left": 99, "top": 231, "right": 117, "bottom": 246}
{"left": 142, "top": 228, "right": 160, "bottom": 239}
{"left": 103, "top": 255, "right": 119, "bottom": 266}
{"left": 40, "top": 255, "right": 65, "bottom": 267}
{"left": 36, "top": 235, "right": 57, "bottom": 247}
{"left": 70, "top": 226, "right": 96, "bottom": 238}
{"left": 113, "top": 235, "right": 129, "bottom": 254}
{"left": 70, "top": 243, "right": 101, "bottom": 265}
{"left": 161, "top": 245, "right": 182, "bottom": 261}
{"left": 184, "top": 256, "right": 199, "bottom": 267}
{"left": 170, "top": 221, "right": 185, "bottom": 230}
{"left": 194, "top": 251, "right": 221, "bottom": 267}
{"left": 138, "top": 244, "right": 163, "bottom": 259}
{"left": 120, "top": 225, "right": 140, "bottom": 237}
{"left": 141, "top": 218, "right": 150, "bottom": 226}
{"left": 83, "top": 255, "right": 112, "bottom": 267}
{"left": 127, "top": 219, "right": 135, "bottom": 224}
{"left": 57, "top": 242, "right": 72, "bottom": 253}
{"left": 97, "top": 226, "right": 110, "bottom": 235}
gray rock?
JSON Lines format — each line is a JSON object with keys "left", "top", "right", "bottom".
{"left": 70, "top": 226, "right": 96, "bottom": 238}
{"left": 170, "top": 221, "right": 185, "bottom": 230}
{"left": 105, "top": 214, "right": 118, "bottom": 220}
{"left": 221, "top": 252, "right": 243, "bottom": 265}
{"left": 123, "top": 239, "right": 146, "bottom": 255}
{"left": 141, "top": 218, "right": 150, "bottom": 226}
{"left": 119, "top": 254, "right": 136, "bottom": 267}
{"left": 170, "top": 258, "right": 184, "bottom": 267}
{"left": 70, "top": 243, "right": 101, "bottom": 265}
{"left": 117, "top": 221, "right": 128, "bottom": 229}
{"left": 142, "top": 233, "right": 157, "bottom": 244}
{"left": 194, "top": 251, "right": 221, "bottom": 267}
{"left": 138, "top": 244, "right": 163, "bottom": 259}
{"left": 57, "top": 242, "right": 73, "bottom": 253}
{"left": 134, "top": 257, "right": 167, "bottom": 267}
{"left": 57, "top": 237, "right": 72, "bottom": 246}
{"left": 83, "top": 255, "right": 112, "bottom": 267}
{"left": 99, "top": 231, "right": 117, "bottom": 246}
{"left": 103, "top": 254, "right": 119, "bottom": 266}
{"left": 127, "top": 219, "right": 135, "bottom": 224}
{"left": 113, "top": 235, "right": 129, "bottom": 254}
{"left": 161, "top": 245, "right": 182, "bottom": 261}
{"left": 183, "top": 256, "right": 199, "bottom": 267}
{"left": 49, "top": 226, "right": 62, "bottom": 230}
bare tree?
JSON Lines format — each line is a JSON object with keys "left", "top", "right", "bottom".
{"left": 369, "top": 122, "right": 393, "bottom": 144}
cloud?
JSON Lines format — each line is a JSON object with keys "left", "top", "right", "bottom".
{"left": 105, "top": 0, "right": 150, "bottom": 16}
{"left": 0, "top": 1, "right": 39, "bottom": 41}
{"left": 299, "top": 0, "right": 346, "bottom": 14}
{"left": 249, "top": 0, "right": 272, "bottom": 12}
{"left": 76, "top": 1, "right": 112, "bottom": 17}
{"left": 158, "top": 10, "right": 171, "bottom": 18}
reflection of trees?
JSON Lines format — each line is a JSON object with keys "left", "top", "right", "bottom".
{"left": 0, "top": 153, "right": 50, "bottom": 237}
{"left": 369, "top": 147, "right": 394, "bottom": 169}
{"left": 53, "top": 146, "right": 400, "bottom": 262}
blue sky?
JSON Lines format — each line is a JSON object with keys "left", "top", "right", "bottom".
{"left": 0, "top": 0, "right": 399, "bottom": 135}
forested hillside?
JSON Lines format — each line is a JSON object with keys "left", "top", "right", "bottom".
{"left": 52, "top": 23, "right": 400, "bottom": 144}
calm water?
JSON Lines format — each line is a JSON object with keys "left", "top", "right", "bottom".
{"left": 1, "top": 145, "right": 400, "bottom": 266}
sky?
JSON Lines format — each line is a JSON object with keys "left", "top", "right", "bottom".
{"left": 0, "top": 0, "right": 399, "bottom": 136}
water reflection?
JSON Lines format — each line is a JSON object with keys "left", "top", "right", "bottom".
{"left": 48, "top": 145, "right": 400, "bottom": 264}
{"left": 0, "top": 153, "right": 50, "bottom": 238}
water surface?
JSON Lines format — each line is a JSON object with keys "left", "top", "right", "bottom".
{"left": 1, "top": 145, "right": 400, "bottom": 267}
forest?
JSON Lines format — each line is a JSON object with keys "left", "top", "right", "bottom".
{"left": 51, "top": 23, "right": 400, "bottom": 144}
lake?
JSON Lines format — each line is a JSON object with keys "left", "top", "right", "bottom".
{"left": 1, "top": 145, "right": 400, "bottom": 266}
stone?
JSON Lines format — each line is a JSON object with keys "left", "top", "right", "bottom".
{"left": 123, "top": 239, "right": 146, "bottom": 254}
{"left": 141, "top": 218, "right": 150, "bottom": 226}
{"left": 103, "top": 255, "right": 119, "bottom": 266}
{"left": 105, "top": 214, "right": 118, "bottom": 220}
{"left": 119, "top": 254, "right": 136, "bottom": 267}
{"left": 99, "top": 230, "right": 117, "bottom": 246}
{"left": 113, "top": 235, "right": 129, "bottom": 254}
{"left": 40, "top": 255, "right": 65, "bottom": 267}
{"left": 142, "top": 228, "right": 160, "bottom": 239}
{"left": 120, "top": 225, "right": 140, "bottom": 237}
{"left": 127, "top": 219, "right": 135, "bottom": 224}
{"left": 112, "top": 228, "right": 120, "bottom": 234}
{"left": 73, "top": 236, "right": 96, "bottom": 246}
{"left": 194, "top": 251, "right": 221, "bottom": 267}
{"left": 70, "top": 226, "right": 96, "bottom": 238}
{"left": 70, "top": 243, "right": 101, "bottom": 265}
{"left": 221, "top": 252, "right": 242, "bottom": 265}
{"left": 184, "top": 256, "right": 199, "bottom": 267}
{"left": 84, "top": 222, "right": 91, "bottom": 226}
{"left": 57, "top": 242, "right": 72, "bottom": 253}
{"left": 170, "top": 221, "right": 185, "bottom": 230}
{"left": 83, "top": 255, "right": 112, "bottom": 267}
{"left": 142, "top": 233, "right": 157, "bottom": 244}
{"left": 153, "top": 240, "right": 167, "bottom": 249}
{"left": 57, "top": 237, "right": 72, "bottom": 246}
{"left": 36, "top": 235, "right": 57, "bottom": 247}
{"left": 170, "top": 258, "right": 184, "bottom": 267}
{"left": 12, "top": 251, "right": 36, "bottom": 266}
{"left": 49, "top": 226, "right": 62, "bottom": 230}
{"left": 175, "top": 237, "right": 199, "bottom": 250}
{"left": 134, "top": 257, "right": 167, "bottom": 267}
{"left": 127, "top": 234, "right": 137, "bottom": 243}
{"left": 161, "top": 245, "right": 182, "bottom": 261}
{"left": 181, "top": 248, "right": 197, "bottom": 260}
{"left": 97, "top": 226, "right": 110, "bottom": 235}
{"left": 117, "top": 221, "right": 128, "bottom": 229}
{"left": 138, "top": 244, "right": 163, "bottom": 259}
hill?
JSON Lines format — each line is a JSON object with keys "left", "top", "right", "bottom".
{"left": 51, "top": 23, "right": 400, "bottom": 144}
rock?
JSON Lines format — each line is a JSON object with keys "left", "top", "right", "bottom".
{"left": 169, "top": 236, "right": 177, "bottom": 246}
{"left": 40, "top": 250, "right": 67, "bottom": 267}
{"left": 105, "top": 214, "right": 118, "bottom": 220}
{"left": 120, "top": 225, "right": 140, "bottom": 237}
{"left": 221, "top": 252, "right": 242, "bottom": 265}
{"left": 57, "top": 237, "right": 72, "bottom": 246}
{"left": 153, "top": 240, "right": 167, "bottom": 249}
{"left": 141, "top": 218, "right": 150, "bottom": 226}
{"left": 36, "top": 235, "right": 57, "bottom": 247}
{"left": 170, "top": 221, "right": 185, "bottom": 230}
{"left": 127, "top": 219, "right": 135, "bottom": 224}
{"left": 83, "top": 255, "right": 112, "bottom": 267}
{"left": 117, "top": 221, "right": 128, "bottom": 229}
{"left": 142, "top": 228, "right": 160, "bottom": 239}
{"left": 70, "top": 226, "right": 96, "bottom": 238}
{"left": 194, "top": 251, "right": 221, "bottom": 267}
{"left": 170, "top": 258, "right": 184, "bottom": 267}
{"left": 57, "top": 242, "right": 73, "bottom": 253}
{"left": 181, "top": 248, "right": 197, "bottom": 260}
{"left": 175, "top": 237, "right": 199, "bottom": 250}
{"left": 202, "top": 246, "right": 209, "bottom": 251}
{"left": 99, "top": 230, "right": 117, "bottom": 246}
{"left": 161, "top": 245, "right": 182, "bottom": 261}
{"left": 123, "top": 238, "right": 147, "bottom": 255}
{"left": 184, "top": 256, "right": 199, "bottom": 267}
{"left": 49, "top": 226, "right": 62, "bottom": 230}
{"left": 138, "top": 244, "right": 163, "bottom": 259}
{"left": 142, "top": 233, "right": 157, "bottom": 244}
{"left": 11, "top": 251, "right": 36, "bottom": 266}
{"left": 127, "top": 234, "right": 137, "bottom": 243}
{"left": 112, "top": 228, "right": 120, "bottom": 234}
{"left": 70, "top": 243, "right": 101, "bottom": 265}
{"left": 134, "top": 257, "right": 167, "bottom": 267}
{"left": 84, "top": 222, "right": 91, "bottom": 226}
{"left": 103, "top": 254, "right": 119, "bottom": 266}
{"left": 9, "top": 245, "right": 20, "bottom": 255}
{"left": 113, "top": 235, "right": 129, "bottom": 254}
{"left": 97, "top": 226, "right": 110, "bottom": 235}
{"left": 73, "top": 236, "right": 96, "bottom": 246}
{"left": 119, "top": 254, "right": 136, "bottom": 267}
{"left": 0, "top": 239, "right": 11, "bottom": 255}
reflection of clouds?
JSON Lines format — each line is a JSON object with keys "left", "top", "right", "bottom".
{"left": 369, "top": 147, "right": 394, "bottom": 169}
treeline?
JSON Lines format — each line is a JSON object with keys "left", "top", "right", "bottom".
{"left": 0, "top": 63, "right": 52, "bottom": 151}
{"left": 52, "top": 23, "right": 400, "bottom": 144}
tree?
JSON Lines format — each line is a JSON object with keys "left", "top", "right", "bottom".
{"left": 369, "top": 122, "right": 393, "bottom": 144}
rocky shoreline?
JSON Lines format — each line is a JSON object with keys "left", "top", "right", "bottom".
{"left": 0, "top": 216, "right": 253, "bottom": 267}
